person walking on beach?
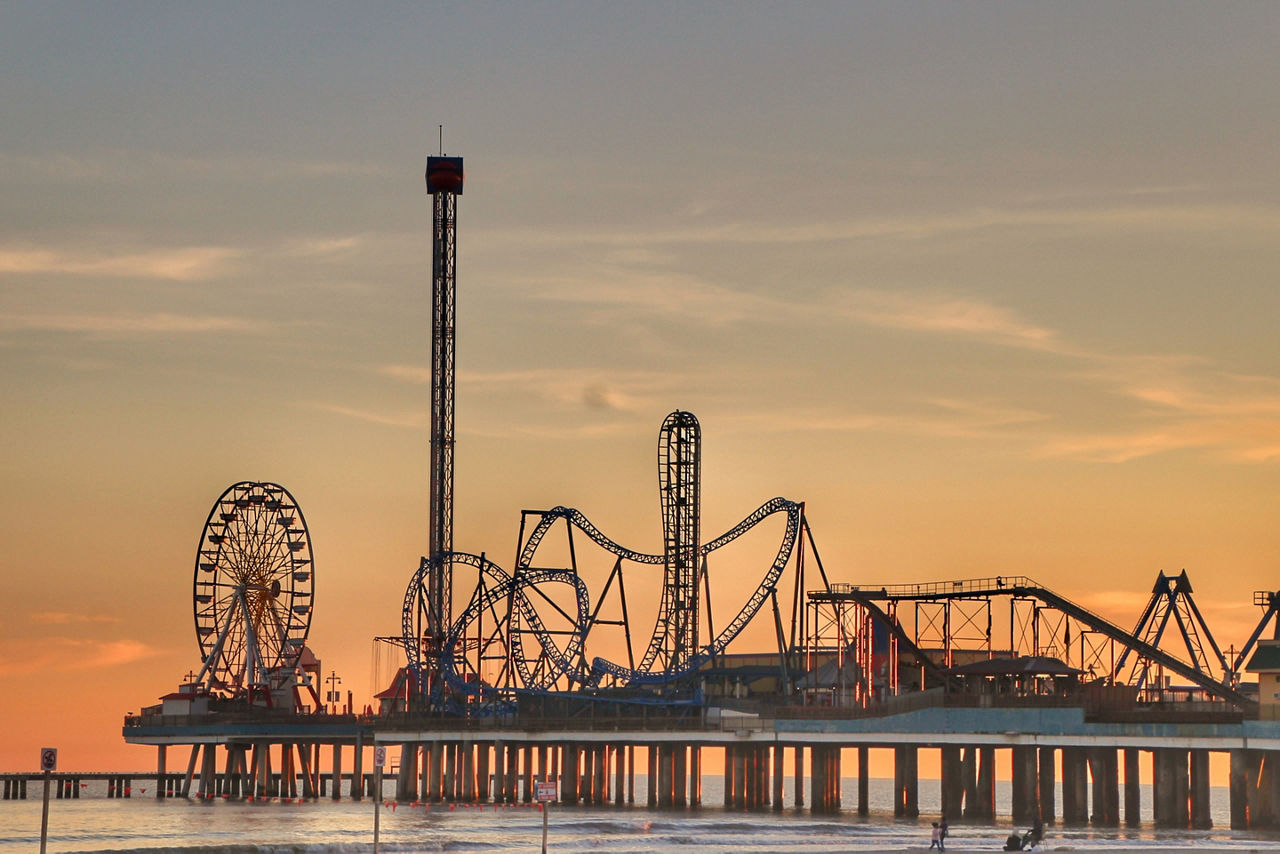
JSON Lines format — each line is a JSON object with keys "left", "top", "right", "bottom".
{"left": 929, "top": 822, "right": 942, "bottom": 850}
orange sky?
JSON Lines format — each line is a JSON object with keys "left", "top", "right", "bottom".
{"left": 3, "top": 4, "right": 1280, "bottom": 772}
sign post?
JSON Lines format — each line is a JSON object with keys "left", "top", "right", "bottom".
{"left": 372, "top": 746, "right": 386, "bottom": 854}
{"left": 535, "top": 780, "right": 558, "bottom": 854}
{"left": 39, "top": 747, "right": 57, "bottom": 854}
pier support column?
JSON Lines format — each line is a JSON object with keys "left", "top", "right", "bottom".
{"left": 1123, "top": 748, "right": 1140, "bottom": 826}
{"left": 1173, "top": 749, "right": 1190, "bottom": 828}
{"left": 494, "top": 741, "right": 507, "bottom": 803}
{"left": 658, "top": 744, "right": 674, "bottom": 807}
{"left": 808, "top": 747, "right": 819, "bottom": 814}
{"left": 893, "top": 745, "right": 917, "bottom": 818}
{"left": 793, "top": 745, "right": 805, "bottom": 810}
{"left": 1190, "top": 749, "right": 1212, "bottom": 829}
{"left": 1011, "top": 746, "right": 1038, "bottom": 824}
{"left": 156, "top": 746, "right": 167, "bottom": 800}
{"left": 940, "top": 746, "right": 963, "bottom": 820}
{"left": 772, "top": 744, "right": 784, "bottom": 811}
{"left": 473, "top": 742, "right": 486, "bottom": 804}
{"left": 296, "top": 743, "right": 315, "bottom": 798}
{"left": 723, "top": 746, "right": 735, "bottom": 808}
{"left": 743, "top": 747, "right": 757, "bottom": 810}
{"left": 691, "top": 745, "right": 702, "bottom": 806}
{"left": 973, "top": 747, "right": 995, "bottom": 820}
{"left": 1153, "top": 748, "right": 1180, "bottom": 827}
{"left": 1088, "top": 748, "right": 1119, "bottom": 826}
{"left": 1230, "top": 749, "right": 1250, "bottom": 829}
{"left": 450, "top": 742, "right": 460, "bottom": 802}
{"left": 351, "top": 734, "right": 364, "bottom": 801}
{"left": 615, "top": 743, "right": 627, "bottom": 806}
{"left": 181, "top": 745, "right": 199, "bottom": 799}
{"left": 1249, "top": 750, "right": 1275, "bottom": 828}
{"left": 462, "top": 741, "right": 475, "bottom": 802}
{"left": 1038, "top": 747, "right": 1056, "bottom": 823}
{"left": 511, "top": 743, "right": 524, "bottom": 804}
{"left": 396, "top": 744, "right": 419, "bottom": 802}
{"left": 427, "top": 740, "right": 442, "bottom": 802}
{"left": 566, "top": 744, "right": 582, "bottom": 805}
{"left": 330, "top": 744, "right": 342, "bottom": 801}
{"left": 960, "top": 747, "right": 977, "bottom": 819}
{"left": 857, "top": 745, "right": 869, "bottom": 816}
{"left": 1264, "top": 751, "right": 1280, "bottom": 828}
{"left": 811, "top": 746, "right": 834, "bottom": 814}
{"left": 673, "top": 745, "right": 687, "bottom": 807}
{"left": 198, "top": 743, "right": 217, "bottom": 800}
{"left": 523, "top": 745, "right": 533, "bottom": 803}
{"left": 627, "top": 745, "right": 635, "bottom": 804}
{"left": 646, "top": 744, "right": 656, "bottom": 808}
{"left": 1061, "top": 748, "right": 1088, "bottom": 824}
{"left": 595, "top": 746, "right": 610, "bottom": 805}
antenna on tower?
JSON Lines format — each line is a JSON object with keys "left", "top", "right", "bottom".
{"left": 439, "top": 124, "right": 444, "bottom": 156}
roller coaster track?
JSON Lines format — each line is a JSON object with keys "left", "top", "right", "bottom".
{"left": 406, "top": 497, "right": 807, "bottom": 697}
{"left": 516, "top": 499, "right": 803, "bottom": 687}
{"left": 405, "top": 553, "right": 594, "bottom": 699}
{"left": 825, "top": 576, "right": 1253, "bottom": 707}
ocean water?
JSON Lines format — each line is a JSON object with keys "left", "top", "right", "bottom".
{"left": 3, "top": 777, "right": 1279, "bottom": 853}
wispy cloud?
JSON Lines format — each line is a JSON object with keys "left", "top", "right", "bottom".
{"left": 279, "top": 235, "right": 368, "bottom": 258}
{"left": 30, "top": 612, "right": 119, "bottom": 625}
{"left": 305, "top": 401, "right": 427, "bottom": 429}
{"left": 0, "top": 637, "right": 162, "bottom": 677}
{"left": 483, "top": 202, "right": 1280, "bottom": 251}
{"left": 724, "top": 397, "right": 1047, "bottom": 441}
{"left": 0, "top": 245, "right": 239, "bottom": 281}
{"left": 0, "top": 150, "right": 388, "bottom": 183}
{"left": 525, "top": 267, "right": 780, "bottom": 327}
{"left": 1038, "top": 361, "right": 1280, "bottom": 463}
{"left": 0, "top": 312, "right": 269, "bottom": 335}
{"left": 836, "top": 290, "right": 1059, "bottom": 350}
{"left": 382, "top": 364, "right": 680, "bottom": 413}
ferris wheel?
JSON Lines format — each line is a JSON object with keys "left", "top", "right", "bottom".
{"left": 192, "top": 481, "right": 314, "bottom": 698}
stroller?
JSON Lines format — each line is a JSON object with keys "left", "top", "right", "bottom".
{"left": 1003, "top": 821, "right": 1043, "bottom": 851}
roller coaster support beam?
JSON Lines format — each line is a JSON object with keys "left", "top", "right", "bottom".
{"left": 1025, "top": 582, "right": 1250, "bottom": 706}
{"left": 839, "top": 591, "right": 955, "bottom": 691}
{"left": 845, "top": 577, "right": 1252, "bottom": 706}
{"left": 1231, "top": 591, "right": 1280, "bottom": 681}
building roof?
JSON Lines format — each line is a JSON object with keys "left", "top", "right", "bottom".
{"left": 374, "top": 666, "right": 418, "bottom": 700}
{"left": 1245, "top": 643, "right": 1280, "bottom": 672}
{"left": 945, "top": 656, "right": 1082, "bottom": 677}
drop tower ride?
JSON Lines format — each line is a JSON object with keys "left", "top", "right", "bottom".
{"left": 424, "top": 154, "right": 463, "bottom": 688}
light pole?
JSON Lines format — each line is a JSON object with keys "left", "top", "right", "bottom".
{"left": 325, "top": 670, "right": 342, "bottom": 714}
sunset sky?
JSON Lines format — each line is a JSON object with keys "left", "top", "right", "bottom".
{"left": 3, "top": 3, "right": 1280, "bottom": 771}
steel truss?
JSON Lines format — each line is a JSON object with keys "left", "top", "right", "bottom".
{"left": 804, "top": 573, "right": 1253, "bottom": 707}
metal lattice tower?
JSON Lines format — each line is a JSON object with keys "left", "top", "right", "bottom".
{"left": 638, "top": 411, "right": 702, "bottom": 681}
{"left": 1117, "top": 569, "right": 1230, "bottom": 688}
{"left": 426, "top": 155, "right": 463, "bottom": 648}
